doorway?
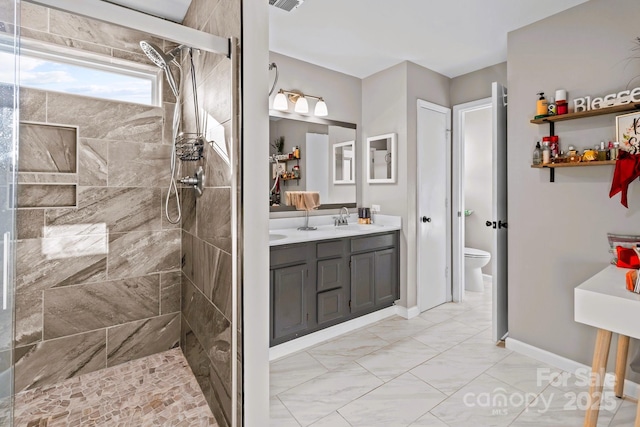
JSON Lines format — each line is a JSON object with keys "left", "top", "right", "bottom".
{"left": 416, "top": 100, "right": 451, "bottom": 312}
{"left": 452, "top": 83, "right": 508, "bottom": 342}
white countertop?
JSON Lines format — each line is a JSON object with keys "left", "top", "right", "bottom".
{"left": 269, "top": 214, "right": 401, "bottom": 246}
{"left": 574, "top": 265, "right": 640, "bottom": 339}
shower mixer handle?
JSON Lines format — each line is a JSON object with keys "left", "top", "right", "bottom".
{"left": 179, "top": 166, "right": 205, "bottom": 197}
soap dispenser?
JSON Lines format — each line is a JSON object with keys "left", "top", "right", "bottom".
{"left": 536, "top": 92, "right": 548, "bottom": 117}
{"left": 533, "top": 141, "right": 542, "bottom": 165}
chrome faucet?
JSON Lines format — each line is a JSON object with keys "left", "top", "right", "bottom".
{"left": 334, "top": 207, "right": 350, "bottom": 226}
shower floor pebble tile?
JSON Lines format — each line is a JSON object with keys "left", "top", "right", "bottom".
{"left": 13, "top": 348, "right": 216, "bottom": 427}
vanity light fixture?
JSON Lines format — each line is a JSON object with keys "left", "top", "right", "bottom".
{"left": 272, "top": 89, "right": 329, "bottom": 117}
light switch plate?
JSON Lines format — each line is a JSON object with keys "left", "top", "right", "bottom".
{"left": 371, "top": 204, "right": 381, "bottom": 213}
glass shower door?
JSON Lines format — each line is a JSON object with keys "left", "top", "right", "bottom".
{"left": 0, "top": 0, "right": 19, "bottom": 425}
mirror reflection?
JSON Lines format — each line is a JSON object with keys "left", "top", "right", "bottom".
{"left": 269, "top": 113, "right": 356, "bottom": 210}
{"left": 366, "top": 133, "right": 396, "bottom": 183}
{"left": 333, "top": 141, "right": 355, "bottom": 184}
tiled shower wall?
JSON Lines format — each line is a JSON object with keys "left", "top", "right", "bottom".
{"left": 12, "top": 3, "right": 181, "bottom": 392}
{"left": 179, "top": 0, "right": 241, "bottom": 426}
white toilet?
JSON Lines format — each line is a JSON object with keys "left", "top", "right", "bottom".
{"left": 464, "top": 247, "right": 491, "bottom": 292}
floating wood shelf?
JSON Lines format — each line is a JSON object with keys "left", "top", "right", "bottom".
{"left": 530, "top": 103, "right": 640, "bottom": 124}
{"left": 531, "top": 160, "right": 617, "bottom": 169}
{"left": 531, "top": 160, "right": 617, "bottom": 182}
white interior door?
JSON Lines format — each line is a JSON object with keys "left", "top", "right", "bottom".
{"left": 492, "top": 82, "right": 508, "bottom": 342}
{"left": 417, "top": 100, "right": 451, "bottom": 312}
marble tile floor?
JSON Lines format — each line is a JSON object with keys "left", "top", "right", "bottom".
{"left": 11, "top": 348, "right": 216, "bottom": 427}
{"left": 270, "top": 278, "right": 633, "bottom": 426}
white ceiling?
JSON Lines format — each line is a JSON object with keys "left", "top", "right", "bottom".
{"left": 104, "top": 0, "right": 589, "bottom": 79}
{"left": 269, "top": 0, "right": 589, "bottom": 78}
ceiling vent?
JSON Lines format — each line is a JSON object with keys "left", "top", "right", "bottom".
{"left": 269, "top": 0, "right": 304, "bottom": 12}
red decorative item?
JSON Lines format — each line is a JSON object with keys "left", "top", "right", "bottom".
{"left": 609, "top": 150, "right": 640, "bottom": 208}
{"left": 616, "top": 246, "right": 640, "bottom": 269}
{"left": 557, "top": 101, "right": 568, "bottom": 115}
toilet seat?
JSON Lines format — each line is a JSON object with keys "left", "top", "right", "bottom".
{"left": 464, "top": 247, "right": 490, "bottom": 258}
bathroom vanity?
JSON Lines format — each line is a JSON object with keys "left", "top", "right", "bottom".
{"left": 269, "top": 216, "right": 401, "bottom": 346}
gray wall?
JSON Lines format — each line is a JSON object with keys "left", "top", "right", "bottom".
{"left": 507, "top": 0, "right": 640, "bottom": 377}
{"left": 451, "top": 62, "right": 507, "bottom": 106}
{"left": 463, "top": 107, "right": 493, "bottom": 274}
{"left": 362, "top": 61, "right": 451, "bottom": 308}
{"left": 13, "top": 3, "right": 181, "bottom": 394}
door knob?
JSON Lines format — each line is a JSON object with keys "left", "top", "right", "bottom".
{"left": 486, "top": 221, "right": 497, "bottom": 229}
{"left": 422, "top": 216, "right": 431, "bottom": 223}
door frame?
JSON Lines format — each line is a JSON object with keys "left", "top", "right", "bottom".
{"left": 451, "top": 97, "right": 492, "bottom": 303}
{"left": 416, "top": 99, "right": 452, "bottom": 312}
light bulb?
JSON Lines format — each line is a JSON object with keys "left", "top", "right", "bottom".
{"left": 314, "top": 99, "right": 328, "bottom": 116}
{"left": 294, "top": 96, "right": 309, "bottom": 113}
{"left": 273, "top": 91, "right": 288, "bottom": 111}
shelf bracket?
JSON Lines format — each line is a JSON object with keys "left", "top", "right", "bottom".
{"left": 550, "top": 167, "right": 555, "bottom": 183}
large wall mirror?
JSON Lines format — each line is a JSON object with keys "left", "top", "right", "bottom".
{"left": 269, "top": 110, "right": 357, "bottom": 211}
{"left": 366, "top": 133, "right": 396, "bottom": 184}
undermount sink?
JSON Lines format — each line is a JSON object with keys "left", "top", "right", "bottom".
{"left": 269, "top": 233, "right": 287, "bottom": 241}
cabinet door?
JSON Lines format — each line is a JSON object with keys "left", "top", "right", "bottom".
{"left": 272, "top": 264, "right": 309, "bottom": 341}
{"left": 317, "top": 257, "right": 346, "bottom": 292}
{"left": 350, "top": 252, "right": 375, "bottom": 313}
{"left": 375, "top": 248, "right": 398, "bottom": 306}
{"left": 317, "top": 288, "right": 349, "bottom": 326}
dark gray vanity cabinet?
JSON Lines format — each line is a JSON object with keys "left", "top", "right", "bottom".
{"left": 270, "top": 230, "right": 399, "bottom": 347}
{"left": 270, "top": 244, "right": 316, "bottom": 345}
{"left": 350, "top": 233, "right": 399, "bottom": 314}
{"left": 316, "top": 240, "right": 350, "bottom": 328}
{"left": 350, "top": 252, "right": 376, "bottom": 313}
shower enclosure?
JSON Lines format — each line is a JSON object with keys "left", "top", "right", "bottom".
{"left": 1, "top": 0, "right": 241, "bottom": 425}
{"left": 0, "top": 0, "right": 18, "bottom": 425}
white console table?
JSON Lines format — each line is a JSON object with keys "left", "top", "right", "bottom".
{"left": 574, "top": 265, "right": 640, "bottom": 427}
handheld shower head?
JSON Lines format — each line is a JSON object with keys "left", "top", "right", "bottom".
{"left": 140, "top": 41, "right": 172, "bottom": 67}
{"left": 140, "top": 40, "right": 185, "bottom": 98}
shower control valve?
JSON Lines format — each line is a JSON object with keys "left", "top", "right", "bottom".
{"left": 179, "top": 166, "right": 205, "bottom": 197}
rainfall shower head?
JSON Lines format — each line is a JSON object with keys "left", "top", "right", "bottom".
{"left": 140, "top": 40, "right": 186, "bottom": 98}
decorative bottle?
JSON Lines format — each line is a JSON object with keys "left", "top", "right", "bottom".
{"left": 533, "top": 142, "right": 542, "bottom": 165}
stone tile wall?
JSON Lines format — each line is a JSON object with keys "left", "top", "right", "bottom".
{"left": 12, "top": 3, "right": 181, "bottom": 393}
{"left": 180, "top": 1, "right": 241, "bottom": 426}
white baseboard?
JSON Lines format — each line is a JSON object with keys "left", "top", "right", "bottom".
{"left": 506, "top": 337, "right": 640, "bottom": 399}
{"left": 269, "top": 306, "right": 397, "bottom": 361}
{"left": 396, "top": 305, "right": 420, "bottom": 319}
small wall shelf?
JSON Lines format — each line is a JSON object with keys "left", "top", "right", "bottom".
{"left": 531, "top": 161, "right": 616, "bottom": 182}
{"left": 530, "top": 103, "right": 640, "bottom": 125}
{"left": 530, "top": 102, "right": 640, "bottom": 182}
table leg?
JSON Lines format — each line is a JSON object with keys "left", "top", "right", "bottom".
{"left": 584, "top": 329, "right": 612, "bottom": 427}
{"left": 615, "top": 334, "right": 630, "bottom": 398}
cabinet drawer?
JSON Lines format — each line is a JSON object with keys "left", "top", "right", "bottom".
{"left": 270, "top": 244, "right": 308, "bottom": 267}
{"left": 316, "top": 240, "right": 344, "bottom": 258}
{"left": 351, "top": 232, "right": 394, "bottom": 253}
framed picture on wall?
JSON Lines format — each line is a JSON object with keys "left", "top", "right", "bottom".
{"left": 616, "top": 111, "right": 640, "bottom": 154}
